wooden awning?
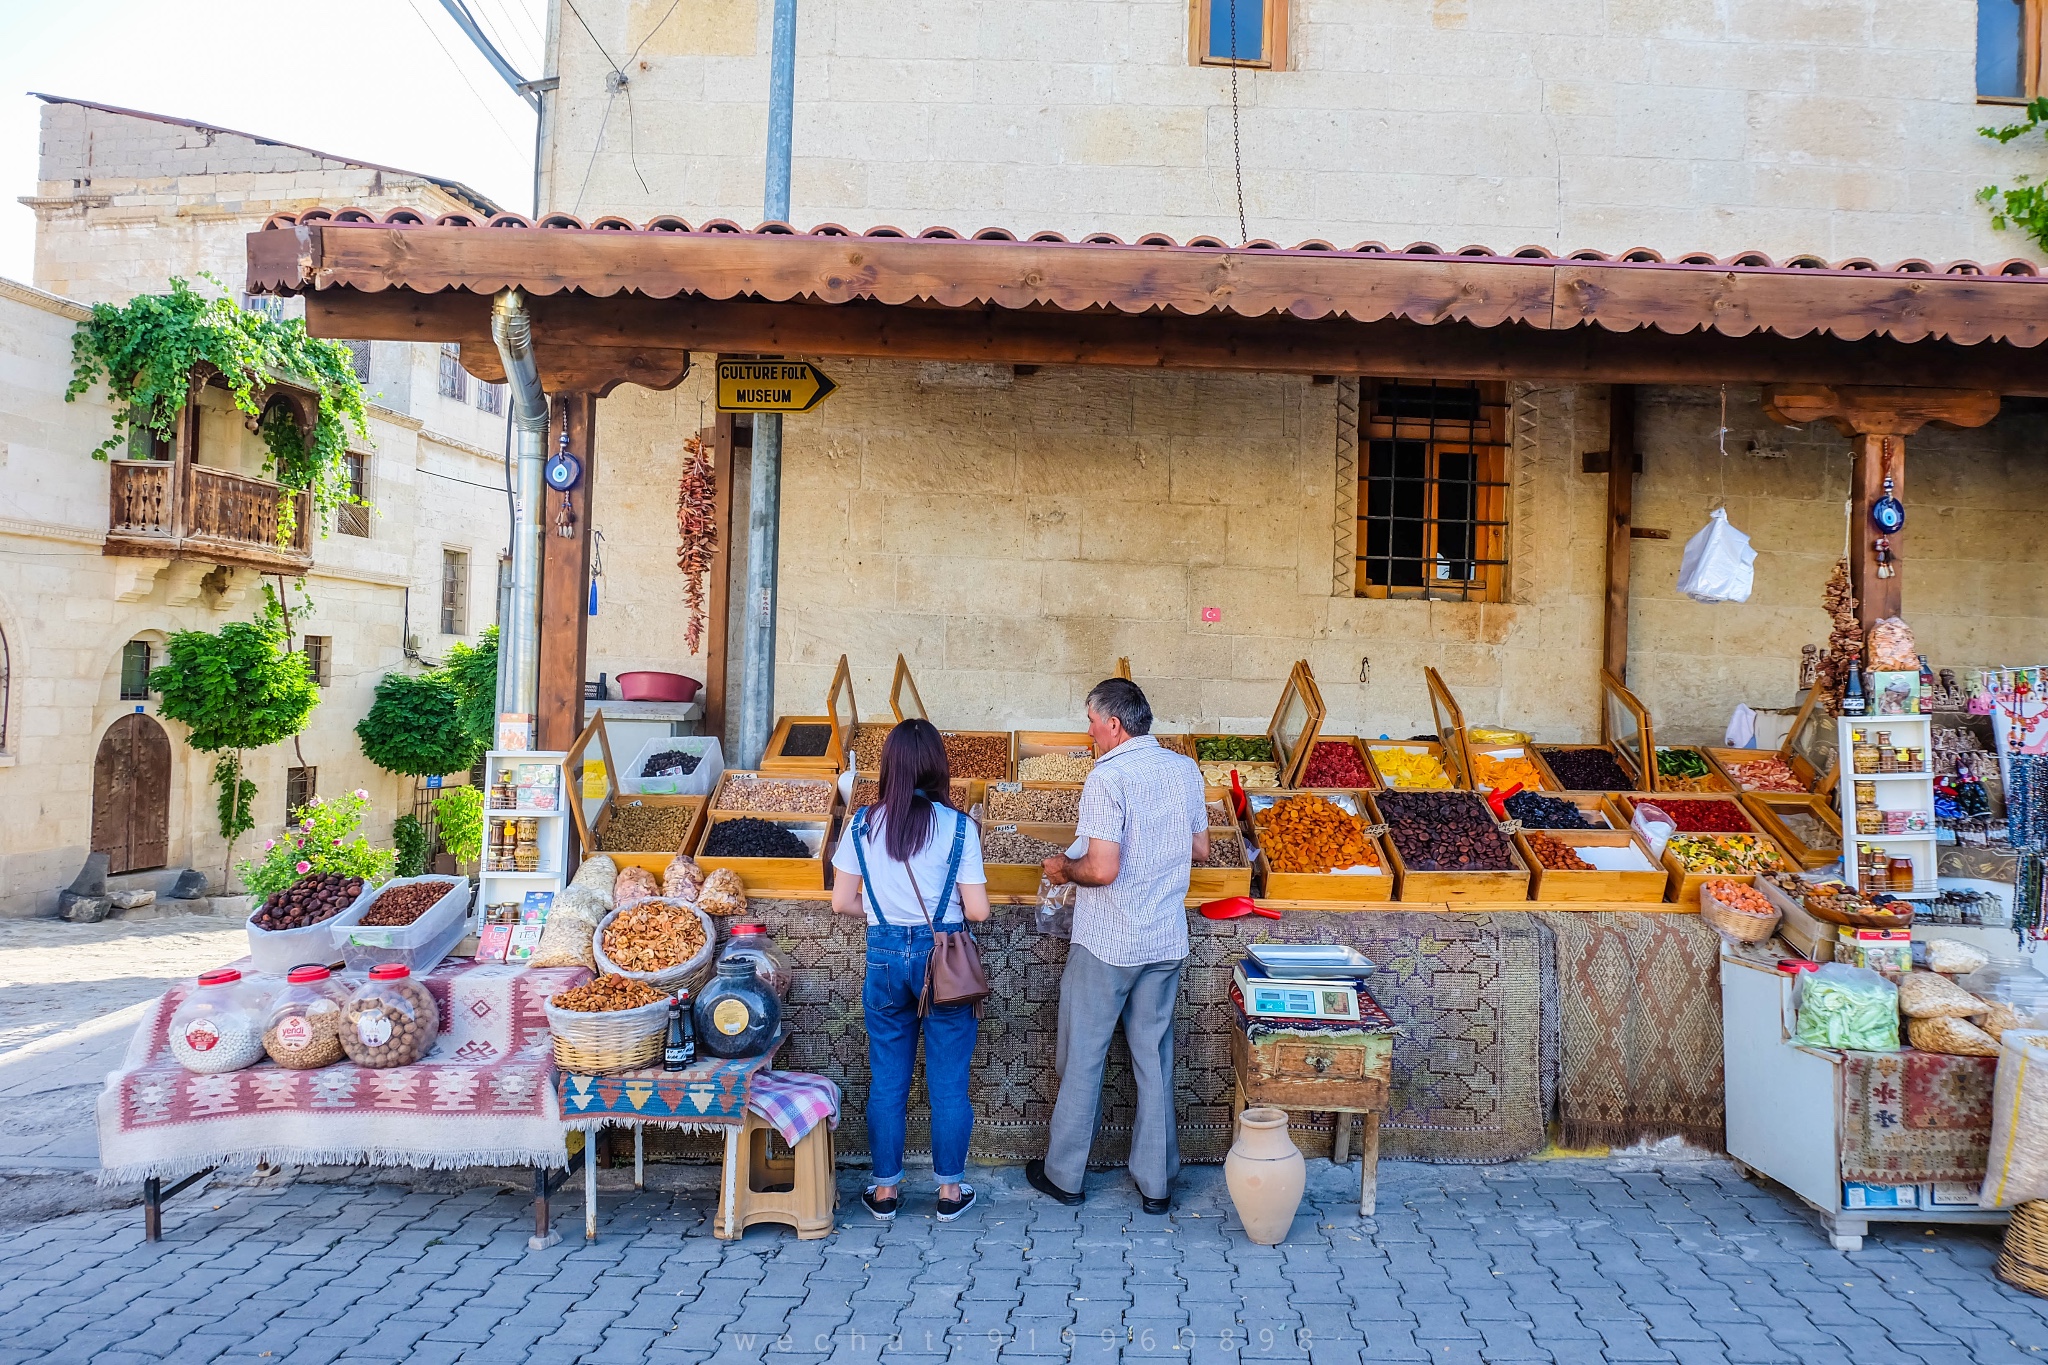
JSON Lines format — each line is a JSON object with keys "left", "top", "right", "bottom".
{"left": 246, "top": 211, "right": 2048, "bottom": 393}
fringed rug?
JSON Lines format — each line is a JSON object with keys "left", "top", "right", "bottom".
{"left": 689, "top": 903, "right": 1548, "bottom": 1168}
{"left": 1840, "top": 1049, "right": 1995, "bottom": 1185}
{"left": 1531, "top": 912, "right": 1726, "bottom": 1151}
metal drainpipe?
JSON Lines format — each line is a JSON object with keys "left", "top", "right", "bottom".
{"left": 739, "top": 0, "right": 797, "bottom": 768}
{"left": 491, "top": 289, "right": 549, "bottom": 732}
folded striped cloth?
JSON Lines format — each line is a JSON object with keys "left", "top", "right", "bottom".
{"left": 747, "top": 1070, "right": 842, "bottom": 1145}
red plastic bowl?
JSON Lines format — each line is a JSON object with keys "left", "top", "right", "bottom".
{"left": 616, "top": 671, "right": 701, "bottom": 703}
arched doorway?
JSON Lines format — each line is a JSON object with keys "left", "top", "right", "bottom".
{"left": 92, "top": 714, "right": 171, "bottom": 874}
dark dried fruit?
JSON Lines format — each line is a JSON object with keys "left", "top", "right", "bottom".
{"left": 1502, "top": 791, "right": 1595, "bottom": 830}
{"left": 642, "top": 749, "right": 703, "bottom": 778}
{"left": 779, "top": 724, "right": 833, "bottom": 758}
{"left": 1537, "top": 747, "right": 1637, "bottom": 791}
{"left": 703, "top": 818, "right": 812, "bottom": 860}
{"left": 1377, "top": 791, "right": 1518, "bottom": 871}
{"left": 253, "top": 873, "right": 367, "bottom": 932}
{"left": 359, "top": 880, "right": 452, "bottom": 927}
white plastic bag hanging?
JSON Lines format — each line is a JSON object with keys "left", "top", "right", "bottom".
{"left": 1675, "top": 508, "right": 1756, "bottom": 604}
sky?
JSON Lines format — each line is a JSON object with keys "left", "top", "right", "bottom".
{"left": 0, "top": 0, "right": 546, "bottom": 284}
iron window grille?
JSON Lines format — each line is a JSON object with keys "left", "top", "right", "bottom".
{"left": 438, "top": 342, "right": 468, "bottom": 402}
{"left": 476, "top": 381, "right": 504, "bottom": 415}
{"left": 338, "top": 454, "right": 370, "bottom": 537}
{"left": 345, "top": 341, "right": 371, "bottom": 382}
{"left": 1356, "top": 379, "right": 1510, "bottom": 602}
{"left": 286, "top": 766, "right": 317, "bottom": 821}
{"left": 442, "top": 550, "right": 469, "bottom": 636}
{"left": 120, "top": 640, "right": 152, "bottom": 700}
{"left": 302, "top": 635, "right": 332, "bottom": 688}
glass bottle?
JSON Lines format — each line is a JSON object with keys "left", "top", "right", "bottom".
{"left": 1843, "top": 662, "right": 1868, "bottom": 717}
{"left": 663, "top": 989, "right": 696, "bottom": 1070}
{"left": 693, "top": 958, "right": 780, "bottom": 1059}
{"left": 1918, "top": 655, "right": 1935, "bottom": 714}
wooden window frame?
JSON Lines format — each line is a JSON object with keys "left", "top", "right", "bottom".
{"left": 441, "top": 549, "right": 470, "bottom": 636}
{"left": 476, "top": 381, "right": 504, "bottom": 416}
{"left": 285, "top": 766, "right": 317, "bottom": 822}
{"left": 1189, "top": 0, "right": 1286, "bottom": 70}
{"left": 1354, "top": 379, "right": 1510, "bottom": 603}
{"left": 438, "top": 342, "right": 468, "bottom": 402}
{"left": 119, "top": 640, "right": 153, "bottom": 701}
{"left": 1979, "top": 0, "right": 2045, "bottom": 103}
{"left": 302, "top": 635, "right": 332, "bottom": 688}
{"left": 338, "top": 453, "right": 370, "bottom": 537}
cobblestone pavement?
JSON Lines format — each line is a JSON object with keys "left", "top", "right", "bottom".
{"left": 0, "top": 915, "right": 242, "bottom": 1052}
{"left": 3, "top": 1153, "right": 2047, "bottom": 1365}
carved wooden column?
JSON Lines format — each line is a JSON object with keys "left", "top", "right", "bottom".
{"left": 537, "top": 393, "right": 597, "bottom": 753}
{"left": 1762, "top": 385, "right": 2000, "bottom": 630}
{"left": 1603, "top": 385, "right": 1637, "bottom": 682}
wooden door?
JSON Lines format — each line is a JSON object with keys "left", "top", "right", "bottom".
{"left": 92, "top": 714, "right": 171, "bottom": 874}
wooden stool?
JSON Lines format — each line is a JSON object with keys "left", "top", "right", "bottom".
{"left": 1230, "top": 1025, "right": 1392, "bottom": 1217}
{"left": 713, "top": 1110, "right": 837, "bottom": 1240}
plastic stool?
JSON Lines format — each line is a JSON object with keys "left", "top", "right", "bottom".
{"left": 713, "top": 1110, "right": 836, "bottom": 1240}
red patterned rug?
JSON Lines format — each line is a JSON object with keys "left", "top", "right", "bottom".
{"left": 1840, "top": 1049, "right": 1995, "bottom": 1184}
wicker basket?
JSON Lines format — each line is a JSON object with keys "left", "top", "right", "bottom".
{"left": 1699, "top": 884, "right": 1781, "bottom": 945}
{"left": 593, "top": 899, "right": 717, "bottom": 995}
{"left": 1999, "top": 1201, "right": 2048, "bottom": 1298}
{"left": 544, "top": 995, "right": 670, "bottom": 1075}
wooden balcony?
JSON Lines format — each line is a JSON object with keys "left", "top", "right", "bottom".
{"left": 107, "top": 459, "right": 313, "bottom": 573}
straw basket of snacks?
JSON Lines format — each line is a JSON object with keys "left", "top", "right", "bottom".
{"left": 1698, "top": 878, "right": 1782, "bottom": 945}
{"left": 593, "top": 897, "right": 716, "bottom": 994}
{"left": 545, "top": 976, "right": 673, "bottom": 1074}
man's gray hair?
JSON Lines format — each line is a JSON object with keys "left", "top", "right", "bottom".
{"left": 1086, "top": 678, "right": 1153, "bottom": 737}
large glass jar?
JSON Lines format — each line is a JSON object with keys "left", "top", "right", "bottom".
{"left": 263, "top": 964, "right": 351, "bottom": 1069}
{"left": 717, "top": 923, "right": 792, "bottom": 1001}
{"left": 339, "top": 964, "right": 440, "bottom": 1068}
{"left": 167, "top": 968, "right": 270, "bottom": 1073}
{"left": 692, "top": 957, "right": 780, "bottom": 1059}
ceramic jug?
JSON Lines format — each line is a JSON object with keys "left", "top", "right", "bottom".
{"left": 1224, "top": 1107, "right": 1306, "bottom": 1245}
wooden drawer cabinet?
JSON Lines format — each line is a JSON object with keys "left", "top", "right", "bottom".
{"left": 1229, "top": 1024, "right": 1395, "bottom": 1215}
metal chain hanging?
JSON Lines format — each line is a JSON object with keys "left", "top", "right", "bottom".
{"left": 1228, "top": 0, "right": 1247, "bottom": 243}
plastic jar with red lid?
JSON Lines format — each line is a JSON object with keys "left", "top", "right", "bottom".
{"left": 167, "top": 967, "right": 271, "bottom": 1073}
{"left": 717, "top": 923, "right": 792, "bottom": 1001}
{"left": 263, "top": 964, "right": 351, "bottom": 1069}
{"left": 339, "top": 964, "right": 440, "bottom": 1068}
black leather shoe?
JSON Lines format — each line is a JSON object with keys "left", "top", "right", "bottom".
{"left": 1025, "top": 1159, "right": 1084, "bottom": 1205}
{"left": 1141, "top": 1194, "right": 1171, "bottom": 1215}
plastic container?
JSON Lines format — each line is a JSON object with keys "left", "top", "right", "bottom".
{"left": 617, "top": 670, "right": 701, "bottom": 703}
{"left": 328, "top": 875, "right": 472, "bottom": 974}
{"left": 693, "top": 957, "right": 780, "bottom": 1059}
{"left": 244, "top": 888, "right": 361, "bottom": 976}
{"left": 262, "top": 964, "right": 351, "bottom": 1069}
{"left": 622, "top": 734, "right": 725, "bottom": 797}
{"left": 717, "top": 922, "right": 792, "bottom": 1001}
{"left": 339, "top": 964, "right": 441, "bottom": 1068}
{"left": 167, "top": 968, "right": 271, "bottom": 1073}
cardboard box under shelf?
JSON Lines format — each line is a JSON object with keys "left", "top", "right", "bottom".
{"left": 978, "top": 821, "right": 1074, "bottom": 896}
{"left": 1516, "top": 828, "right": 1669, "bottom": 903}
{"left": 1741, "top": 793, "right": 1843, "bottom": 870}
{"left": 708, "top": 769, "right": 839, "bottom": 820}
{"left": 588, "top": 794, "right": 707, "bottom": 875}
{"left": 693, "top": 811, "right": 829, "bottom": 891}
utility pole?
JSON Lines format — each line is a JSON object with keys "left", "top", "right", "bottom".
{"left": 739, "top": 0, "right": 798, "bottom": 768}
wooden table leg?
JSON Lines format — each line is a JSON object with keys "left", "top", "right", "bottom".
{"left": 634, "top": 1125, "right": 644, "bottom": 1191}
{"left": 719, "top": 1122, "right": 744, "bottom": 1240}
{"left": 1332, "top": 1113, "right": 1352, "bottom": 1166}
{"left": 585, "top": 1125, "right": 600, "bottom": 1241}
{"left": 1358, "top": 1112, "right": 1380, "bottom": 1218}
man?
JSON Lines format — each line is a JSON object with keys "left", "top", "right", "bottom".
{"left": 1028, "top": 677, "right": 1208, "bottom": 1214}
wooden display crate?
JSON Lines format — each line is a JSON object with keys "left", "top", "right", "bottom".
{"left": 1013, "top": 731, "right": 1095, "bottom": 783}
{"left": 1191, "top": 827, "right": 1255, "bottom": 899}
{"left": 1530, "top": 743, "right": 1649, "bottom": 793}
{"left": 589, "top": 794, "right": 707, "bottom": 875}
{"left": 1192, "top": 660, "right": 1326, "bottom": 788}
{"left": 939, "top": 730, "right": 1015, "bottom": 793}
{"left": 1423, "top": 666, "right": 1475, "bottom": 790}
{"left": 1523, "top": 791, "right": 1627, "bottom": 829}
{"left": 1362, "top": 739, "right": 1458, "bottom": 791}
{"left": 763, "top": 655, "right": 855, "bottom": 775}
{"left": 1615, "top": 791, "right": 1762, "bottom": 837}
{"left": 1648, "top": 746, "right": 1737, "bottom": 793}
{"left": 1515, "top": 828, "right": 1669, "bottom": 903}
{"left": 1702, "top": 746, "right": 1813, "bottom": 795}
{"left": 1599, "top": 668, "right": 1655, "bottom": 790}
{"left": 1294, "top": 735, "right": 1382, "bottom": 790}
{"left": 977, "top": 821, "right": 1074, "bottom": 896}
{"left": 981, "top": 781, "right": 1085, "bottom": 825}
{"left": 708, "top": 769, "right": 840, "bottom": 820}
{"left": 1466, "top": 743, "right": 1560, "bottom": 792}
{"left": 692, "top": 810, "right": 829, "bottom": 892}
{"left": 1741, "top": 792, "right": 1844, "bottom": 870}
{"left": 1246, "top": 790, "right": 1393, "bottom": 902}
{"left": 564, "top": 711, "right": 707, "bottom": 872}
{"left": 1659, "top": 833, "right": 1791, "bottom": 907}
{"left": 1371, "top": 790, "right": 1533, "bottom": 902}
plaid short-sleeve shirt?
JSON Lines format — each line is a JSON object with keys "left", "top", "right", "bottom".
{"left": 1072, "top": 735, "right": 1207, "bottom": 967}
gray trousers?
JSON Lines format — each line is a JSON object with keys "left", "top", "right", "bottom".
{"left": 1042, "top": 943, "right": 1184, "bottom": 1199}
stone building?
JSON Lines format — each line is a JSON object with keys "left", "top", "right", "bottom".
{"left": 0, "top": 99, "right": 515, "bottom": 916}
{"left": 378, "top": 4, "right": 2048, "bottom": 752}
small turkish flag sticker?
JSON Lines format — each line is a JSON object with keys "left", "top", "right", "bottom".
{"left": 1200, "top": 607, "right": 1221, "bottom": 623}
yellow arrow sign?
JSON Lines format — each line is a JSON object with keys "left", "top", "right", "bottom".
{"left": 716, "top": 360, "right": 838, "bottom": 412}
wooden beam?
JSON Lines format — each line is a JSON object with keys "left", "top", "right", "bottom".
{"left": 538, "top": 394, "right": 597, "bottom": 754}
{"left": 700, "top": 412, "right": 735, "bottom": 741}
{"left": 1603, "top": 385, "right": 1637, "bottom": 683}
{"left": 306, "top": 290, "right": 2048, "bottom": 394}
{"left": 1761, "top": 383, "right": 2003, "bottom": 435}
{"left": 1850, "top": 433, "right": 1903, "bottom": 630}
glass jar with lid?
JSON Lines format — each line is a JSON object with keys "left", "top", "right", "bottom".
{"left": 167, "top": 968, "right": 271, "bottom": 1073}
{"left": 340, "top": 964, "right": 441, "bottom": 1068}
{"left": 717, "top": 922, "right": 792, "bottom": 1001}
{"left": 263, "top": 964, "right": 351, "bottom": 1069}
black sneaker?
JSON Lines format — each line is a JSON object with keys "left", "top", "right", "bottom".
{"left": 936, "top": 1185, "right": 977, "bottom": 1222}
{"left": 861, "top": 1187, "right": 899, "bottom": 1221}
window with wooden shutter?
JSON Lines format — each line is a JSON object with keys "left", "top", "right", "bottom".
{"left": 442, "top": 549, "right": 469, "bottom": 636}
{"left": 1980, "top": 0, "right": 2044, "bottom": 101}
{"left": 338, "top": 454, "right": 370, "bottom": 537}
{"left": 438, "top": 342, "right": 468, "bottom": 401}
{"left": 1355, "top": 380, "right": 1510, "bottom": 602}
{"left": 1191, "top": 0, "right": 1286, "bottom": 68}
{"left": 302, "top": 635, "right": 332, "bottom": 688}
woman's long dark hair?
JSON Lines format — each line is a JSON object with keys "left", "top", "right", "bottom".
{"left": 873, "top": 719, "right": 954, "bottom": 862}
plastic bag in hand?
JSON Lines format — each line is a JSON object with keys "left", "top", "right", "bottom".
{"left": 1675, "top": 508, "right": 1756, "bottom": 604}
{"left": 1035, "top": 876, "right": 1074, "bottom": 939}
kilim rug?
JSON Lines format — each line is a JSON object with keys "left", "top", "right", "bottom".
{"left": 1839, "top": 1049, "right": 1996, "bottom": 1184}
{"left": 1530, "top": 912, "right": 1726, "bottom": 1151}
{"left": 647, "top": 904, "right": 1549, "bottom": 1167}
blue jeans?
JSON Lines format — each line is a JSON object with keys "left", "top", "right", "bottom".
{"left": 863, "top": 922, "right": 979, "bottom": 1186}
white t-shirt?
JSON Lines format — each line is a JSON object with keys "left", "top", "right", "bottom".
{"left": 831, "top": 806, "right": 988, "bottom": 928}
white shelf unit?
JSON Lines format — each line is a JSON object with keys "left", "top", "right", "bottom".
{"left": 1835, "top": 715, "right": 1938, "bottom": 899}
{"left": 479, "top": 749, "right": 570, "bottom": 920}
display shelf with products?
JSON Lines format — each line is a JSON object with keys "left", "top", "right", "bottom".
{"left": 1834, "top": 715, "right": 1937, "bottom": 899}
{"left": 479, "top": 749, "right": 569, "bottom": 938}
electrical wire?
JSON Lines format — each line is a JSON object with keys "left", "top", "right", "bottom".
{"left": 404, "top": 0, "right": 529, "bottom": 156}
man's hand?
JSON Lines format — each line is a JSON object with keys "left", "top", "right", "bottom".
{"left": 1040, "top": 854, "right": 1069, "bottom": 886}
{"left": 1192, "top": 831, "right": 1210, "bottom": 865}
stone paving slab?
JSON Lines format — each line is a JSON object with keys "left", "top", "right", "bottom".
{"left": 4, "top": 1156, "right": 2048, "bottom": 1364}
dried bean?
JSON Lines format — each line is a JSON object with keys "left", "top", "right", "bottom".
{"left": 852, "top": 779, "right": 967, "bottom": 811}
{"left": 982, "top": 829, "right": 1067, "bottom": 865}
{"left": 1377, "top": 791, "right": 1519, "bottom": 871}
{"left": 942, "top": 732, "right": 1010, "bottom": 779}
{"left": 1537, "top": 747, "right": 1637, "bottom": 791}
{"left": 780, "top": 723, "right": 833, "bottom": 758}
{"left": 359, "top": 880, "right": 450, "bottom": 927}
{"left": 1198, "top": 831, "right": 1249, "bottom": 869}
{"left": 703, "top": 818, "right": 811, "bottom": 859}
{"left": 716, "top": 775, "right": 833, "bottom": 814}
{"left": 600, "top": 802, "right": 699, "bottom": 852}
{"left": 986, "top": 787, "right": 1082, "bottom": 823}
{"left": 1525, "top": 832, "right": 1594, "bottom": 872}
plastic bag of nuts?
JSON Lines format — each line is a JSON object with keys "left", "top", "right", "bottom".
{"left": 263, "top": 964, "right": 350, "bottom": 1069}
{"left": 339, "top": 964, "right": 440, "bottom": 1068}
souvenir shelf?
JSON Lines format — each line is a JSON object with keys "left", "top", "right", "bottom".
{"left": 480, "top": 750, "right": 569, "bottom": 922}
{"left": 1834, "top": 715, "right": 1937, "bottom": 898}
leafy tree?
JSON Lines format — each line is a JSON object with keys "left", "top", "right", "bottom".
{"left": 149, "top": 612, "right": 320, "bottom": 887}
{"left": 435, "top": 785, "right": 486, "bottom": 868}
{"left": 66, "top": 276, "right": 370, "bottom": 539}
{"left": 392, "top": 813, "right": 430, "bottom": 878}
{"left": 1979, "top": 99, "right": 2048, "bottom": 252}
{"left": 356, "top": 671, "right": 479, "bottom": 777}
{"left": 441, "top": 625, "right": 499, "bottom": 755}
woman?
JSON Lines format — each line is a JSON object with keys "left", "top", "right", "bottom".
{"left": 830, "top": 719, "right": 989, "bottom": 1221}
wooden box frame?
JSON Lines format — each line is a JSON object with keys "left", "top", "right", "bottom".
{"left": 1741, "top": 792, "right": 1844, "bottom": 871}
{"left": 1515, "top": 827, "right": 1669, "bottom": 903}
{"left": 1659, "top": 832, "right": 1791, "bottom": 907}
{"left": 1616, "top": 791, "right": 1763, "bottom": 838}
{"left": 1191, "top": 826, "right": 1256, "bottom": 900}
{"left": 1531, "top": 743, "right": 1650, "bottom": 794}
{"left": 1368, "top": 790, "right": 1533, "bottom": 902}
{"left": 1467, "top": 743, "right": 1559, "bottom": 792}
{"left": 1361, "top": 739, "right": 1456, "bottom": 791}
{"left": 1599, "top": 668, "right": 1655, "bottom": 790}
{"left": 1294, "top": 734, "right": 1382, "bottom": 791}
{"left": 565, "top": 709, "right": 706, "bottom": 873}
{"left": 709, "top": 769, "right": 840, "bottom": 820}
{"left": 1424, "top": 666, "right": 1474, "bottom": 790}
{"left": 1193, "top": 659, "right": 1325, "bottom": 789}
{"left": 1247, "top": 790, "right": 1394, "bottom": 903}
{"left": 693, "top": 810, "right": 829, "bottom": 892}
{"left": 977, "top": 820, "right": 1074, "bottom": 896}
{"left": 762, "top": 655, "right": 855, "bottom": 776}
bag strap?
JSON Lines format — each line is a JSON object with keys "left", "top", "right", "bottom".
{"left": 849, "top": 806, "right": 886, "bottom": 921}
{"left": 906, "top": 808, "right": 970, "bottom": 930}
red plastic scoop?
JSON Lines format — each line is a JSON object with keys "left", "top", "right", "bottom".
{"left": 1200, "top": 896, "right": 1281, "bottom": 920}
{"left": 1484, "top": 783, "right": 1522, "bottom": 822}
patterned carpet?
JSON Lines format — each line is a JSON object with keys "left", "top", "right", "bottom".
{"left": 1531, "top": 912, "right": 1727, "bottom": 1151}
{"left": 1839, "top": 1049, "right": 1996, "bottom": 1185}
{"left": 647, "top": 904, "right": 1550, "bottom": 1167}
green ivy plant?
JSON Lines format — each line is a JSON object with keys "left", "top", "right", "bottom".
{"left": 435, "top": 785, "right": 486, "bottom": 868}
{"left": 149, "top": 607, "right": 321, "bottom": 888}
{"left": 392, "top": 812, "right": 430, "bottom": 878}
{"left": 66, "top": 276, "right": 371, "bottom": 541}
{"left": 1979, "top": 98, "right": 2048, "bottom": 251}
{"left": 357, "top": 626, "right": 499, "bottom": 779}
